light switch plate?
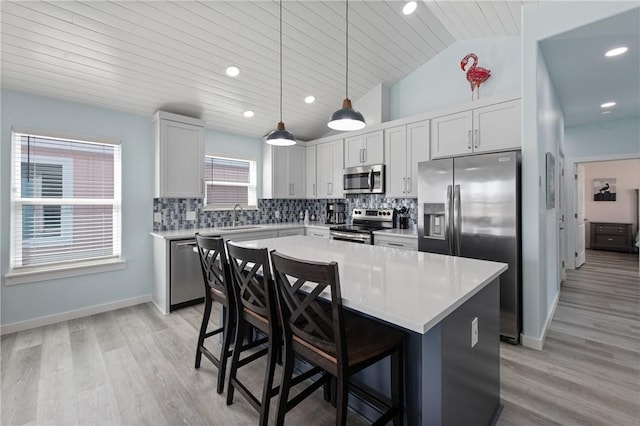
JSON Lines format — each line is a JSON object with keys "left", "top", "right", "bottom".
{"left": 275, "top": 210, "right": 280, "bottom": 219}
{"left": 153, "top": 212, "right": 161, "bottom": 222}
{"left": 186, "top": 211, "right": 196, "bottom": 221}
{"left": 471, "top": 317, "right": 479, "bottom": 348}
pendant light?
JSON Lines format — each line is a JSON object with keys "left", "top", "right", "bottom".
{"left": 266, "top": 0, "right": 296, "bottom": 146}
{"left": 328, "top": 0, "right": 365, "bottom": 131}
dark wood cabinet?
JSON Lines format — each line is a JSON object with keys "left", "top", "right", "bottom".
{"left": 590, "top": 222, "right": 634, "bottom": 252}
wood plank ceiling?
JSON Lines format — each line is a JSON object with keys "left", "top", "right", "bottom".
{"left": 1, "top": 1, "right": 530, "bottom": 141}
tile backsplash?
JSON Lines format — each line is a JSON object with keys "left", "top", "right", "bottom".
{"left": 153, "top": 195, "right": 418, "bottom": 231}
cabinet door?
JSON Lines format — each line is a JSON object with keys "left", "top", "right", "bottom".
{"left": 158, "top": 119, "right": 204, "bottom": 197}
{"left": 430, "top": 110, "right": 473, "bottom": 159}
{"left": 330, "top": 139, "right": 344, "bottom": 196}
{"left": 363, "top": 130, "right": 384, "bottom": 165}
{"left": 473, "top": 100, "right": 521, "bottom": 153}
{"left": 344, "top": 135, "right": 364, "bottom": 168}
{"left": 306, "top": 145, "right": 317, "bottom": 199}
{"left": 289, "top": 145, "right": 306, "bottom": 198}
{"left": 406, "top": 120, "right": 430, "bottom": 197}
{"left": 272, "top": 146, "right": 290, "bottom": 198}
{"left": 316, "top": 142, "right": 332, "bottom": 197}
{"left": 384, "top": 126, "right": 408, "bottom": 198}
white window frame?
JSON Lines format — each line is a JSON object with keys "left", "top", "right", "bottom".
{"left": 203, "top": 154, "right": 257, "bottom": 210}
{"left": 6, "top": 127, "right": 125, "bottom": 285}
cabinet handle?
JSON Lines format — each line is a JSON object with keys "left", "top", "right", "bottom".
{"left": 363, "top": 148, "right": 367, "bottom": 163}
{"left": 313, "top": 183, "right": 316, "bottom": 196}
{"left": 402, "top": 178, "right": 406, "bottom": 193}
{"left": 607, "top": 238, "right": 614, "bottom": 241}
{"left": 407, "top": 177, "right": 411, "bottom": 193}
{"left": 467, "top": 130, "right": 472, "bottom": 150}
{"left": 474, "top": 129, "right": 479, "bottom": 148}
{"left": 387, "top": 242, "right": 404, "bottom": 247}
{"left": 327, "top": 182, "right": 331, "bottom": 195}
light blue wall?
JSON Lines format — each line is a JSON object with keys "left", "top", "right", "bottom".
{"left": 1, "top": 90, "right": 154, "bottom": 326}
{"left": 389, "top": 36, "right": 521, "bottom": 120}
{"left": 564, "top": 117, "right": 640, "bottom": 158}
{"left": 521, "top": 1, "right": 638, "bottom": 347}
{"left": 204, "top": 128, "right": 263, "bottom": 198}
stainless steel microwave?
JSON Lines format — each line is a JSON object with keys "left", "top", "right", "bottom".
{"left": 343, "top": 164, "right": 385, "bottom": 194}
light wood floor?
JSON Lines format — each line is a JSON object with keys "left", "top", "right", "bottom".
{"left": 2, "top": 249, "right": 638, "bottom": 425}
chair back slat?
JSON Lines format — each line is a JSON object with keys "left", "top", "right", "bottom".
{"left": 195, "top": 234, "right": 232, "bottom": 298}
{"left": 226, "top": 242, "right": 275, "bottom": 320}
{"left": 270, "top": 250, "right": 346, "bottom": 361}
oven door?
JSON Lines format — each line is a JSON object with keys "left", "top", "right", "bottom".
{"left": 343, "top": 164, "right": 384, "bottom": 194}
{"left": 330, "top": 230, "right": 372, "bottom": 244}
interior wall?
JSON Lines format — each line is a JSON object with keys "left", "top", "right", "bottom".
{"left": 389, "top": 36, "right": 521, "bottom": 120}
{"left": 583, "top": 159, "right": 640, "bottom": 247}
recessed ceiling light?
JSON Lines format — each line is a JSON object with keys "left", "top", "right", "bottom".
{"left": 226, "top": 66, "right": 240, "bottom": 77}
{"left": 402, "top": 1, "right": 417, "bottom": 15}
{"left": 605, "top": 46, "right": 628, "bottom": 57}
{"left": 243, "top": 110, "right": 254, "bottom": 118}
{"left": 600, "top": 101, "right": 616, "bottom": 108}
{"left": 600, "top": 110, "right": 613, "bottom": 115}
{"left": 304, "top": 96, "right": 315, "bottom": 104}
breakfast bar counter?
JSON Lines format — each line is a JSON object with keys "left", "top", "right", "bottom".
{"left": 235, "top": 235, "right": 507, "bottom": 426}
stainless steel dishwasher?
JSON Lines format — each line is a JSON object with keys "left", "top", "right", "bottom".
{"left": 170, "top": 239, "right": 204, "bottom": 310}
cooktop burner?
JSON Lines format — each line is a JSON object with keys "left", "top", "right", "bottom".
{"left": 329, "top": 224, "right": 385, "bottom": 233}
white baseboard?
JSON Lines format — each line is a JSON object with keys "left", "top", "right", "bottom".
{"left": 0, "top": 294, "right": 152, "bottom": 335}
{"left": 520, "top": 291, "right": 560, "bottom": 351}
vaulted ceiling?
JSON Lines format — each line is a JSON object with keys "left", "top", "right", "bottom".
{"left": 1, "top": 1, "right": 532, "bottom": 141}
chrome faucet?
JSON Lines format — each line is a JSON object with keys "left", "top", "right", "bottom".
{"left": 231, "top": 204, "right": 243, "bottom": 227}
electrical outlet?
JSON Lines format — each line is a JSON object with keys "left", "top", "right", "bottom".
{"left": 186, "top": 211, "right": 196, "bottom": 221}
{"left": 153, "top": 212, "right": 161, "bottom": 222}
{"left": 275, "top": 210, "right": 280, "bottom": 219}
{"left": 471, "top": 317, "right": 479, "bottom": 348}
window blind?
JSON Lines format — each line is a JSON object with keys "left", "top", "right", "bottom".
{"left": 11, "top": 131, "right": 121, "bottom": 269}
{"left": 204, "top": 155, "right": 256, "bottom": 208}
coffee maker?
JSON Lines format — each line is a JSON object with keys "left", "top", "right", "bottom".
{"left": 326, "top": 202, "right": 346, "bottom": 224}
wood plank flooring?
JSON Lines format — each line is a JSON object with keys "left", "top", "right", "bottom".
{"left": 2, "top": 249, "right": 638, "bottom": 425}
{"left": 498, "top": 249, "right": 640, "bottom": 426}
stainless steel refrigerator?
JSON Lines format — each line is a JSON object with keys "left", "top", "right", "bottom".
{"left": 418, "top": 151, "right": 521, "bottom": 343}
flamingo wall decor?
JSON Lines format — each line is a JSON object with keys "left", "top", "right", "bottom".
{"left": 461, "top": 53, "right": 491, "bottom": 100}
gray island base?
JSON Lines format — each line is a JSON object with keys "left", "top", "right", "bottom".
{"left": 229, "top": 235, "right": 507, "bottom": 426}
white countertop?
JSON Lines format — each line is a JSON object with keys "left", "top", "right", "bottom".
{"left": 150, "top": 223, "right": 328, "bottom": 240}
{"left": 233, "top": 235, "right": 507, "bottom": 334}
{"left": 372, "top": 228, "right": 418, "bottom": 239}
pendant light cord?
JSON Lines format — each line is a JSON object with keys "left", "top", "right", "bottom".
{"left": 345, "top": 0, "right": 349, "bottom": 99}
{"left": 279, "top": 0, "right": 283, "bottom": 123}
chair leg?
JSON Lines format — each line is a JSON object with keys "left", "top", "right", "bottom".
{"left": 336, "top": 375, "right": 349, "bottom": 426}
{"left": 392, "top": 343, "right": 405, "bottom": 426}
{"left": 216, "top": 305, "right": 233, "bottom": 394}
{"left": 226, "top": 311, "right": 245, "bottom": 405}
{"left": 195, "top": 296, "right": 212, "bottom": 369}
{"left": 274, "top": 340, "right": 294, "bottom": 426}
{"left": 258, "top": 333, "right": 278, "bottom": 426}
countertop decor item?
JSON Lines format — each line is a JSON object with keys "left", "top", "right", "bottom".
{"left": 265, "top": 0, "right": 296, "bottom": 146}
{"left": 461, "top": 53, "right": 491, "bottom": 100}
{"left": 327, "top": 0, "right": 366, "bottom": 132}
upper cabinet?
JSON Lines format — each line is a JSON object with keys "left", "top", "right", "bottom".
{"left": 306, "top": 145, "right": 317, "bottom": 199}
{"left": 154, "top": 111, "right": 205, "bottom": 198}
{"left": 344, "top": 130, "right": 384, "bottom": 168}
{"left": 263, "top": 144, "right": 306, "bottom": 199}
{"left": 430, "top": 99, "right": 521, "bottom": 159}
{"left": 316, "top": 139, "right": 344, "bottom": 198}
{"left": 384, "top": 120, "right": 429, "bottom": 198}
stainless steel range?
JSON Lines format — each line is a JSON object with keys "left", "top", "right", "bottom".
{"left": 329, "top": 208, "right": 395, "bottom": 244}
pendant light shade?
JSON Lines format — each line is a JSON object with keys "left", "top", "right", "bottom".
{"left": 328, "top": 0, "right": 365, "bottom": 132}
{"left": 266, "top": 0, "right": 296, "bottom": 146}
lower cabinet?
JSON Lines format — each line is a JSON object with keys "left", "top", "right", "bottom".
{"left": 278, "top": 228, "right": 306, "bottom": 237}
{"left": 305, "top": 227, "right": 330, "bottom": 238}
{"left": 374, "top": 234, "right": 417, "bottom": 251}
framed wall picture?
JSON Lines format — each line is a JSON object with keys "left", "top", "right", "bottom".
{"left": 592, "top": 178, "right": 616, "bottom": 201}
{"left": 545, "top": 152, "right": 555, "bottom": 209}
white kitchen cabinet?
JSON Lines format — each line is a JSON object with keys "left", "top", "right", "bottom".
{"left": 344, "top": 130, "right": 384, "bottom": 168}
{"left": 154, "top": 111, "right": 205, "bottom": 198}
{"left": 374, "top": 234, "right": 418, "bottom": 251}
{"left": 278, "top": 227, "right": 306, "bottom": 237}
{"left": 305, "top": 227, "right": 330, "bottom": 238}
{"left": 306, "top": 145, "right": 317, "bottom": 199}
{"left": 263, "top": 144, "right": 306, "bottom": 199}
{"left": 317, "top": 138, "right": 344, "bottom": 198}
{"left": 430, "top": 99, "right": 521, "bottom": 159}
{"left": 384, "top": 120, "right": 429, "bottom": 197}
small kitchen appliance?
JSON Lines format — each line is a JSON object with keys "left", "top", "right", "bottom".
{"left": 329, "top": 208, "right": 395, "bottom": 244}
{"left": 326, "top": 202, "right": 346, "bottom": 225}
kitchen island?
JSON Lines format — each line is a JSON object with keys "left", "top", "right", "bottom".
{"left": 235, "top": 235, "right": 507, "bottom": 426}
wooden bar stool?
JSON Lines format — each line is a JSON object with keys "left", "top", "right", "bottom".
{"left": 270, "top": 250, "right": 406, "bottom": 426}
{"left": 194, "top": 234, "right": 235, "bottom": 394}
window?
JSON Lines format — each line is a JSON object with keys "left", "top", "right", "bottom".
{"left": 10, "top": 129, "right": 121, "bottom": 271}
{"left": 204, "top": 155, "right": 256, "bottom": 209}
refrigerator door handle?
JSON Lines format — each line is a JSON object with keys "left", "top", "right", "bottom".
{"left": 454, "top": 184, "right": 462, "bottom": 255}
{"left": 446, "top": 184, "right": 454, "bottom": 255}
